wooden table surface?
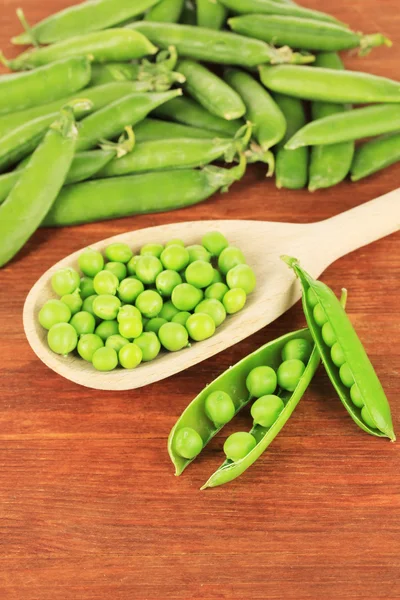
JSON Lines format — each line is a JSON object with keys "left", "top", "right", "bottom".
{"left": 1, "top": 1, "right": 400, "bottom": 598}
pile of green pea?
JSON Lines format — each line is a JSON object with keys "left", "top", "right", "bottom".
{"left": 173, "top": 336, "right": 311, "bottom": 461}
{"left": 38, "top": 231, "right": 256, "bottom": 371}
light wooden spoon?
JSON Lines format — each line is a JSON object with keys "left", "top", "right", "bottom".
{"left": 24, "top": 189, "right": 399, "bottom": 391}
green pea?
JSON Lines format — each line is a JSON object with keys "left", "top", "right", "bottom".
{"left": 77, "top": 333, "right": 104, "bottom": 362}
{"left": 185, "top": 260, "right": 214, "bottom": 289}
{"left": 82, "top": 295, "right": 100, "bottom": 322}
{"left": 127, "top": 255, "right": 140, "bottom": 275}
{"left": 339, "top": 362, "right": 355, "bottom": 388}
{"left": 156, "top": 269, "right": 182, "bottom": 297}
{"left": 205, "top": 282, "right": 229, "bottom": 301}
{"left": 145, "top": 317, "right": 168, "bottom": 334}
{"left": 118, "top": 316, "right": 143, "bottom": 340}
{"left": 159, "top": 300, "right": 180, "bottom": 321}
{"left": 313, "top": 303, "right": 328, "bottom": 327}
{"left": 246, "top": 366, "right": 277, "bottom": 398}
{"left": 211, "top": 268, "right": 223, "bottom": 284}
{"left": 47, "top": 322, "right": 78, "bottom": 356}
{"left": 223, "top": 288, "right": 246, "bottom": 314}
{"left": 60, "top": 290, "right": 82, "bottom": 316}
{"left": 79, "top": 276, "right": 96, "bottom": 299}
{"left": 171, "top": 311, "right": 191, "bottom": 326}
{"left": 69, "top": 311, "right": 96, "bottom": 335}
{"left": 160, "top": 244, "right": 190, "bottom": 271}
{"left": 166, "top": 239, "right": 185, "bottom": 247}
{"left": 39, "top": 299, "right": 71, "bottom": 330}
{"left": 135, "top": 290, "right": 163, "bottom": 318}
{"left": 119, "top": 343, "right": 143, "bottom": 369}
{"left": 135, "top": 255, "right": 163, "bottom": 285}
{"left": 117, "top": 304, "right": 142, "bottom": 322}
{"left": 201, "top": 231, "right": 229, "bottom": 257}
{"left": 92, "top": 294, "right": 121, "bottom": 321}
{"left": 105, "top": 334, "right": 129, "bottom": 353}
{"left": 361, "top": 405, "right": 377, "bottom": 429}
{"left": 186, "top": 313, "right": 215, "bottom": 341}
{"left": 93, "top": 270, "right": 119, "bottom": 295}
{"left": 251, "top": 395, "right": 285, "bottom": 428}
{"left": 78, "top": 248, "right": 104, "bottom": 278}
{"left": 223, "top": 432, "right": 257, "bottom": 462}
{"left": 306, "top": 287, "right": 319, "bottom": 308}
{"left": 281, "top": 338, "right": 312, "bottom": 363}
{"left": 186, "top": 244, "right": 211, "bottom": 264}
{"left": 140, "top": 243, "right": 164, "bottom": 258}
{"left": 95, "top": 319, "right": 119, "bottom": 341}
{"left": 159, "top": 322, "right": 189, "bottom": 351}
{"left": 277, "top": 359, "right": 305, "bottom": 392}
{"left": 51, "top": 267, "right": 80, "bottom": 296}
{"left": 104, "top": 261, "right": 127, "bottom": 282}
{"left": 331, "top": 342, "right": 346, "bottom": 367}
{"left": 218, "top": 246, "right": 246, "bottom": 275}
{"left": 104, "top": 242, "right": 133, "bottom": 264}
{"left": 321, "top": 322, "right": 336, "bottom": 347}
{"left": 134, "top": 331, "right": 161, "bottom": 361}
{"left": 117, "top": 277, "right": 144, "bottom": 303}
{"left": 171, "top": 283, "right": 203, "bottom": 311}
{"left": 204, "top": 390, "right": 235, "bottom": 427}
{"left": 92, "top": 346, "right": 118, "bottom": 371}
{"left": 174, "top": 427, "right": 203, "bottom": 460}
{"left": 194, "top": 298, "right": 226, "bottom": 327}
{"left": 226, "top": 264, "right": 256, "bottom": 294}
{"left": 350, "top": 383, "right": 364, "bottom": 408}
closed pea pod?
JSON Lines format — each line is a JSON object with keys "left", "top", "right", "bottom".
{"left": 196, "top": 0, "right": 228, "bottom": 30}
{"left": 146, "top": 0, "right": 184, "bottom": 22}
{"left": 351, "top": 133, "right": 400, "bottom": 182}
{"left": 217, "top": 0, "right": 344, "bottom": 25}
{"left": 134, "top": 118, "right": 221, "bottom": 142}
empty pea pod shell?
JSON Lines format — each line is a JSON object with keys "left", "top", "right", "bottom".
{"left": 283, "top": 256, "right": 395, "bottom": 441}
{"left": 350, "top": 133, "right": 400, "bottom": 182}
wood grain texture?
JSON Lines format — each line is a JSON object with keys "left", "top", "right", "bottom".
{"left": 0, "top": 1, "right": 400, "bottom": 598}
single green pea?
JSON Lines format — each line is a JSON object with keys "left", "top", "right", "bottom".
{"left": 350, "top": 383, "right": 364, "bottom": 408}
{"left": 119, "top": 343, "right": 143, "bottom": 369}
{"left": 331, "top": 342, "right": 346, "bottom": 367}
{"left": 117, "top": 304, "right": 142, "bottom": 322}
{"left": 160, "top": 244, "right": 190, "bottom": 271}
{"left": 281, "top": 338, "right": 312, "bottom": 363}
{"left": 194, "top": 298, "right": 226, "bottom": 327}
{"left": 82, "top": 295, "right": 100, "bottom": 322}
{"left": 105, "top": 334, "right": 129, "bottom": 353}
{"left": 204, "top": 390, "right": 235, "bottom": 427}
{"left": 174, "top": 427, "right": 203, "bottom": 459}
{"left": 140, "top": 243, "right": 164, "bottom": 258}
{"left": 117, "top": 277, "right": 144, "bottom": 303}
{"left": 339, "top": 362, "right": 355, "bottom": 388}
{"left": 118, "top": 316, "right": 143, "bottom": 339}
{"left": 186, "top": 313, "right": 215, "bottom": 341}
{"left": 307, "top": 287, "right": 319, "bottom": 308}
{"left": 51, "top": 267, "right": 80, "bottom": 296}
{"left": 185, "top": 260, "right": 214, "bottom": 289}
{"left": 159, "top": 300, "right": 180, "bottom": 321}
{"left": 127, "top": 255, "right": 140, "bottom": 275}
{"left": 69, "top": 311, "right": 96, "bottom": 335}
{"left": 60, "top": 290, "right": 83, "bottom": 316}
{"left": 135, "top": 290, "right": 163, "bottom": 318}
{"left": 39, "top": 299, "right": 71, "bottom": 330}
{"left": 78, "top": 248, "right": 104, "bottom": 278}
{"left": 135, "top": 255, "right": 163, "bottom": 285}
{"left": 159, "top": 322, "right": 189, "bottom": 351}
{"left": 186, "top": 244, "right": 211, "bottom": 264}
{"left": 201, "top": 231, "right": 229, "bottom": 257}
{"left": 218, "top": 246, "right": 246, "bottom": 275}
{"left": 223, "top": 288, "right": 246, "bottom": 314}
{"left": 211, "top": 268, "right": 223, "bottom": 284}
{"left": 93, "top": 270, "right": 119, "bottom": 296}
{"left": 205, "top": 282, "right": 229, "bottom": 302}
{"left": 92, "top": 294, "right": 121, "bottom": 321}
{"left": 226, "top": 264, "right": 256, "bottom": 294}
{"left": 79, "top": 276, "right": 96, "bottom": 300}
{"left": 47, "top": 322, "right": 78, "bottom": 356}
{"left": 104, "top": 261, "right": 127, "bottom": 282}
{"left": 361, "top": 405, "right": 377, "bottom": 429}
{"left": 246, "top": 366, "right": 277, "bottom": 398}
{"left": 171, "top": 283, "right": 203, "bottom": 311}
{"left": 77, "top": 333, "right": 104, "bottom": 362}
{"left": 134, "top": 331, "right": 161, "bottom": 361}
{"left": 321, "top": 322, "right": 337, "bottom": 347}
{"left": 277, "top": 359, "right": 306, "bottom": 392}
{"left": 165, "top": 239, "right": 185, "bottom": 247}
{"left": 313, "top": 303, "right": 328, "bottom": 327}
{"left": 251, "top": 395, "right": 285, "bottom": 428}
{"left": 95, "top": 319, "right": 119, "bottom": 341}
{"left": 104, "top": 242, "right": 133, "bottom": 264}
{"left": 156, "top": 269, "right": 182, "bottom": 297}
{"left": 92, "top": 346, "right": 118, "bottom": 371}
{"left": 145, "top": 317, "right": 168, "bottom": 334}
{"left": 223, "top": 431, "right": 257, "bottom": 462}
{"left": 171, "top": 311, "right": 191, "bottom": 326}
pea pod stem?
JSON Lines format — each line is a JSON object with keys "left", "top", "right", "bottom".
{"left": 15, "top": 8, "right": 40, "bottom": 47}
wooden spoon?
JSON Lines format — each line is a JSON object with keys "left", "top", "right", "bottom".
{"left": 23, "top": 189, "right": 399, "bottom": 391}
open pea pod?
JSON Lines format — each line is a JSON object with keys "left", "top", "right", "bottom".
{"left": 283, "top": 256, "right": 395, "bottom": 442}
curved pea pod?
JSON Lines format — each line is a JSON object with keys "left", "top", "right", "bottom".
{"left": 0, "top": 56, "right": 91, "bottom": 116}
{"left": 351, "top": 133, "right": 400, "bottom": 182}
{"left": 134, "top": 118, "right": 222, "bottom": 141}
{"left": 146, "top": 0, "right": 185, "bottom": 22}
{"left": 8, "top": 29, "right": 158, "bottom": 71}
{"left": 42, "top": 154, "right": 246, "bottom": 227}
{"left": 128, "top": 22, "right": 315, "bottom": 67}
{"left": 283, "top": 256, "right": 395, "bottom": 442}
{"left": 217, "top": 0, "right": 344, "bottom": 24}
{"left": 308, "top": 53, "right": 354, "bottom": 192}
{"left": 196, "top": 0, "right": 228, "bottom": 30}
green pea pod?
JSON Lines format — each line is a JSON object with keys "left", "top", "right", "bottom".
{"left": 0, "top": 109, "right": 78, "bottom": 267}
{"left": 0, "top": 56, "right": 91, "bottom": 116}
{"left": 134, "top": 118, "right": 223, "bottom": 141}
{"left": 259, "top": 64, "right": 400, "bottom": 104}
{"left": 228, "top": 15, "right": 390, "bottom": 54}
{"left": 146, "top": 0, "right": 185, "bottom": 22}
{"left": 308, "top": 52, "right": 355, "bottom": 192}
{"left": 282, "top": 256, "right": 395, "bottom": 442}
{"left": 196, "top": 0, "right": 228, "bottom": 30}
{"left": 178, "top": 60, "right": 246, "bottom": 120}
{"left": 128, "top": 22, "right": 315, "bottom": 66}
{"left": 42, "top": 154, "right": 246, "bottom": 227}
{"left": 12, "top": 0, "right": 162, "bottom": 45}
{"left": 274, "top": 93, "right": 308, "bottom": 189}
{"left": 217, "top": 0, "right": 344, "bottom": 24}
{"left": 8, "top": 29, "right": 158, "bottom": 71}
{"left": 154, "top": 96, "right": 243, "bottom": 136}
{"left": 351, "top": 133, "right": 400, "bottom": 182}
